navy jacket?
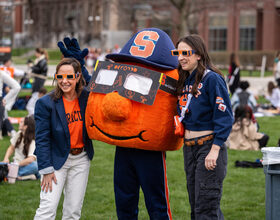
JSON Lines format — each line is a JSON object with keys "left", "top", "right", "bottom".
{"left": 177, "top": 69, "right": 233, "bottom": 147}
{"left": 34, "top": 89, "right": 94, "bottom": 174}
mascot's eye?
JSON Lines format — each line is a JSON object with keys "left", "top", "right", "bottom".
{"left": 96, "top": 69, "right": 118, "bottom": 86}
{"left": 123, "top": 73, "right": 152, "bottom": 95}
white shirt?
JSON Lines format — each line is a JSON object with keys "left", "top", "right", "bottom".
{"left": 0, "top": 70, "right": 21, "bottom": 111}
{"left": 266, "top": 87, "right": 280, "bottom": 108}
{"left": 10, "top": 131, "right": 36, "bottom": 163}
{"left": 0, "top": 65, "right": 25, "bottom": 77}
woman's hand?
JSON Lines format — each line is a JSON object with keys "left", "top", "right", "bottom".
{"left": 41, "top": 172, "right": 57, "bottom": 193}
{"left": 205, "top": 144, "right": 220, "bottom": 170}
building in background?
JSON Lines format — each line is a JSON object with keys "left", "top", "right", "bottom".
{"left": 197, "top": 0, "right": 280, "bottom": 52}
{"left": 1, "top": 0, "right": 279, "bottom": 62}
{"left": 1, "top": 0, "right": 174, "bottom": 49}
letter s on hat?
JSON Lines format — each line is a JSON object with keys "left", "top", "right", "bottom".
{"left": 130, "top": 31, "right": 159, "bottom": 58}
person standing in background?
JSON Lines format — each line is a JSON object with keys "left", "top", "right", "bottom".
{"left": 26, "top": 48, "right": 48, "bottom": 115}
{"left": 0, "top": 70, "right": 21, "bottom": 139}
{"left": 29, "top": 48, "right": 48, "bottom": 93}
{"left": 0, "top": 58, "right": 23, "bottom": 138}
{"left": 0, "top": 58, "right": 24, "bottom": 97}
{"left": 0, "top": 58, "right": 25, "bottom": 79}
{"left": 227, "top": 52, "right": 240, "bottom": 95}
{"left": 273, "top": 51, "right": 280, "bottom": 87}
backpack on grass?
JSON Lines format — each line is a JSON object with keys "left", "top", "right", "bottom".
{"left": 0, "top": 163, "right": 8, "bottom": 182}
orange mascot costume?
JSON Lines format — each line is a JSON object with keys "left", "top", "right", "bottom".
{"left": 86, "top": 28, "right": 182, "bottom": 219}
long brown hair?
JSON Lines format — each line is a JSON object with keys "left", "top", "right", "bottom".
{"left": 268, "top": 81, "right": 276, "bottom": 95}
{"left": 14, "top": 116, "right": 35, "bottom": 158}
{"left": 36, "top": 48, "right": 49, "bottom": 61}
{"left": 51, "top": 58, "right": 85, "bottom": 100}
{"left": 176, "top": 35, "right": 223, "bottom": 96}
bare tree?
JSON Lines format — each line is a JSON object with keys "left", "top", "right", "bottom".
{"left": 169, "top": 0, "right": 228, "bottom": 37}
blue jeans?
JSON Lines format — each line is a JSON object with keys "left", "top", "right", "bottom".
{"left": 18, "top": 161, "right": 40, "bottom": 179}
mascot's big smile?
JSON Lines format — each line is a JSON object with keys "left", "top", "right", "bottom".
{"left": 90, "top": 117, "right": 148, "bottom": 141}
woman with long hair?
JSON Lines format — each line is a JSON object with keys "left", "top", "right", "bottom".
{"left": 30, "top": 48, "right": 49, "bottom": 93}
{"left": 228, "top": 105, "right": 269, "bottom": 150}
{"left": 2, "top": 115, "right": 39, "bottom": 180}
{"left": 26, "top": 48, "right": 49, "bottom": 118}
{"left": 173, "top": 35, "right": 233, "bottom": 219}
{"left": 266, "top": 81, "right": 280, "bottom": 110}
{"left": 34, "top": 57, "right": 94, "bottom": 219}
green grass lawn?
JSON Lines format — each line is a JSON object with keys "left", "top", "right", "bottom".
{"left": 221, "top": 69, "right": 273, "bottom": 77}
{"left": 12, "top": 48, "right": 62, "bottom": 65}
{"left": 0, "top": 110, "right": 279, "bottom": 219}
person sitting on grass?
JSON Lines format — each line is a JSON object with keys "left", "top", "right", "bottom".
{"left": 228, "top": 105, "right": 269, "bottom": 151}
{"left": 2, "top": 115, "right": 40, "bottom": 180}
{"left": 265, "top": 81, "right": 280, "bottom": 111}
{"left": 231, "top": 80, "right": 258, "bottom": 113}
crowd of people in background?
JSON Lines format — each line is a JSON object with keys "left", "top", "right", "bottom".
{"left": 226, "top": 51, "right": 280, "bottom": 150}
{"left": 0, "top": 47, "right": 48, "bottom": 181}
{"left": 85, "top": 44, "right": 121, "bottom": 73}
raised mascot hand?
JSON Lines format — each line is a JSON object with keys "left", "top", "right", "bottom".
{"left": 57, "top": 37, "right": 91, "bottom": 83}
{"left": 57, "top": 37, "right": 88, "bottom": 66}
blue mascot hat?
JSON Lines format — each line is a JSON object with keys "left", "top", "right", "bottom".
{"left": 106, "top": 28, "right": 178, "bottom": 70}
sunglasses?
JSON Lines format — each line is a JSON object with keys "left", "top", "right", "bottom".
{"left": 171, "top": 50, "right": 195, "bottom": 56}
{"left": 55, "top": 73, "right": 79, "bottom": 80}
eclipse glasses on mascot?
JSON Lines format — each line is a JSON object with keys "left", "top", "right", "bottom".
{"left": 87, "top": 60, "right": 177, "bottom": 105}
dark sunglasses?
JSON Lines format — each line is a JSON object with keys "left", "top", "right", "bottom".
{"left": 55, "top": 73, "right": 79, "bottom": 80}
{"left": 171, "top": 50, "right": 195, "bottom": 56}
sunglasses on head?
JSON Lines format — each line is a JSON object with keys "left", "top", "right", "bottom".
{"left": 171, "top": 50, "right": 195, "bottom": 56}
{"left": 55, "top": 73, "right": 79, "bottom": 80}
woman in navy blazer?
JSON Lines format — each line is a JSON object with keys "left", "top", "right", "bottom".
{"left": 34, "top": 58, "right": 94, "bottom": 220}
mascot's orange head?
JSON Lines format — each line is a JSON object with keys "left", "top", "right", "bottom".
{"left": 85, "top": 28, "right": 183, "bottom": 151}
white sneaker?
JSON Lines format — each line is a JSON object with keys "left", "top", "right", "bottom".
{"left": 0, "top": 130, "right": 3, "bottom": 140}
